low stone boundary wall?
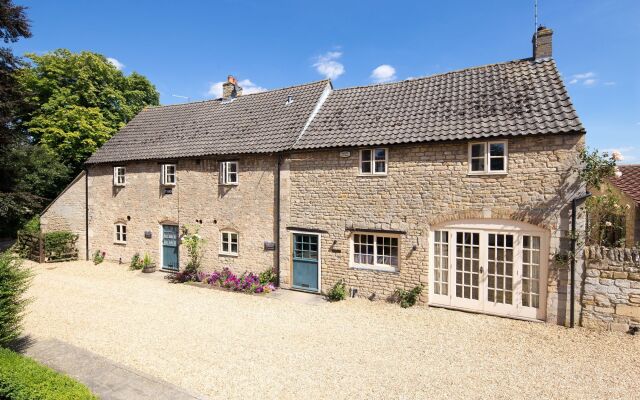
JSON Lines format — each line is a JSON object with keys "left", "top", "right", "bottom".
{"left": 581, "top": 246, "right": 640, "bottom": 332}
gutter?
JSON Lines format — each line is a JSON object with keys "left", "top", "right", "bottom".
{"left": 85, "top": 166, "right": 89, "bottom": 261}
{"left": 274, "top": 155, "right": 282, "bottom": 287}
{"left": 570, "top": 191, "right": 591, "bottom": 328}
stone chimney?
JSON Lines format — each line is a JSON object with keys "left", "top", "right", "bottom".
{"left": 532, "top": 26, "right": 553, "bottom": 59}
{"left": 222, "top": 75, "right": 243, "bottom": 98}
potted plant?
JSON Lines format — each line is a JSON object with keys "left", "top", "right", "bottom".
{"left": 141, "top": 253, "right": 156, "bottom": 273}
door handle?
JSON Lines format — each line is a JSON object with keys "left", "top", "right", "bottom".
{"left": 480, "top": 266, "right": 484, "bottom": 274}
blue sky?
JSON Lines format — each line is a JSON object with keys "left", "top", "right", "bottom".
{"left": 9, "top": 0, "right": 639, "bottom": 163}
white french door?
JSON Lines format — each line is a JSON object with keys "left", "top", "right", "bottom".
{"left": 429, "top": 221, "right": 548, "bottom": 320}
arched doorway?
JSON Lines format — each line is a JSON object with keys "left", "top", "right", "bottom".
{"left": 429, "top": 219, "right": 549, "bottom": 320}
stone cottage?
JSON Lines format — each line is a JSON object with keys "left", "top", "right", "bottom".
{"left": 41, "top": 27, "right": 589, "bottom": 325}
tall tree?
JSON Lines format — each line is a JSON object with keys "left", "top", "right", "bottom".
{"left": 0, "top": 144, "right": 70, "bottom": 237}
{"left": 18, "top": 49, "right": 160, "bottom": 171}
{"left": 0, "top": 0, "right": 30, "bottom": 148}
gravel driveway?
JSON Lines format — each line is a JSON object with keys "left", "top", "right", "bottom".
{"left": 23, "top": 260, "right": 639, "bottom": 400}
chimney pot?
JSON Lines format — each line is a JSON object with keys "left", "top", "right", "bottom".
{"left": 532, "top": 26, "right": 553, "bottom": 59}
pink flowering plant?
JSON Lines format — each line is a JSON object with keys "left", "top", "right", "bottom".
{"left": 168, "top": 266, "right": 276, "bottom": 293}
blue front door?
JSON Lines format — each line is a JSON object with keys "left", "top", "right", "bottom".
{"left": 292, "top": 233, "right": 319, "bottom": 292}
{"left": 162, "top": 225, "right": 179, "bottom": 271}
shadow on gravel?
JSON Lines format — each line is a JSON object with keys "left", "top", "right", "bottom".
{"left": 8, "top": 334, "right": 36, "bottom": 353}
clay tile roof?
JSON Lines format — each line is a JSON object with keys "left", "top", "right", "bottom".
{"left": 87, "top": 57, "right": 584, "bottom": 164}
{"left": 293, "top": 58, "right": 584, "bottom": 149}
{"left": 86, "top": 80, "right": 330, "bottom": 164}
{"left": 610, "top": 165, "right": 640, "bottom": 204}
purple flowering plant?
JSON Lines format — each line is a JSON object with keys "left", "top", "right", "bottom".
{"left": 169, "top": 266, "right": 277, "bottom": 293}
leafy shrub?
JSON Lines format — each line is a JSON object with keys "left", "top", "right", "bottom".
{"left": 0, "top": 347, "right": 97, "bottom": 399}
{"left": 44, "top": 231, "right": 78, "bottom": 261}
{"left": 166, "top": 270, "right": 197, "bottom": 283}
{"left": 579, "top": 147, "right": 622, "bottom": 190}
{"left": 326, "top": 280, "right": 346, "bottom": 302}
{"left": 92, "top": 250, "right": 104, "bottom": 265}
{"left": 141, "top": 253, "right": 153, "bottom": 269}
{"left": 259, "top": 268, "right": 277, "bottom": 286}
{"left": 129, "top": 253, "right": 143, "bottom": 270}
{"left": 0, "top": 254, "right": 31, "bottom": 347}
{"left": 43, "top": 231, "right": 76, "bottom": 249}
{"left": 394, "top": 285, "right": 424, "bottom": 308}
{"left": 22, "top": 216, "right": 40, "bottom": 234}
{"left": 180, "top": 225, "right": 205, "bottom": 274}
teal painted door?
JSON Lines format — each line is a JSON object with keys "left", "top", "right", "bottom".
{"left": 162, "top": 225, "right": 179, "bottom": 271}
{"left": 292, "top": 233, "right": 319, "bottom": 292}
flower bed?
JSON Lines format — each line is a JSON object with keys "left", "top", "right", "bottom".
{"left": 167, "top": 267, "right": 277, "bottom": 294}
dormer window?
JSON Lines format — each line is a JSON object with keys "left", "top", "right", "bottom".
{"left": 113, "top": 167, "right": 126, "bottom": 186}
{"left": 161, "top": 164, "right": 176, "bottom": 185}
{"left": 219, "top": 161, "right": 238, "bottom": 185}
{"left": 468, "top": 141, "right": 508, "bottom": 174}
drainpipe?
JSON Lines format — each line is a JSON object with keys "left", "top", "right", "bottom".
{"left": 570, "top": 192, "right": 591, "bottom": 328}
{"left": 274, "top": 155, "right": 282, "bottom": 287}
{"left": 85, "top": 166, "right": 89, "bottom": 261}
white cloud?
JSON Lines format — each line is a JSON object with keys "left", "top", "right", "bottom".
{"left": 604, "top": 81, "right": 616, "bottom": 86}
{"left": 208, "top": 82, "right": 225, "bottom": 98}
{"left": 313, "top": 51, "right": 345, "bottom": 80}
{"left": 573, "top": 72, "right": 595, "bottom": 80}
{"left": 107, "top": 57, "right": 125, "bottom": 70}
{"left": 237, "top": 79, "right": 267, "bottom": 95}
{"left": 568, "top": 71, "right": 598, "bottom": 86}
{"left": 370, "top": 64, "right": 397, "bottom": 83}
{"left": 603, "top": 147, "right": 638, "bottom": 164}
{"left": 207, "top": 78, "right": 267, "bottom": 98}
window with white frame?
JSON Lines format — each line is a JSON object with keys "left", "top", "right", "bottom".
{"left": 113, "top": 167, "right": 126, "bottom": 186}
{"left": 433, "top": 230, "right": 449, "bottom": 296}
{"left": 359, "top": 148, "right": 387, "bottom": 175}
{"left": 352, "top": 233, "right": 399, "bottom": 271}
{"left": 468, "top": 141, "right": 507, "bottom": 174}
{"left": 219, "top": 161, "right": 238, "bottom": 185}
{"left": 161, "top": 164, "right": 176, "bottom": 185}
{"left": 220, "top": 231, "right": 238, "bottom": 255}
{"left": 114, "top": 223, "right": 127, "bottom": 244}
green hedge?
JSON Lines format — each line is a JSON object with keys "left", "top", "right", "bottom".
{"left": 0, "top": 347, "right": 97, "bottom": 400}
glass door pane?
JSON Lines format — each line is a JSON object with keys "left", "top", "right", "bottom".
{"left": 522, "top": 235, "right": 541, "bottom": 308}
{"left": 455, "top": 232, "right": 480, "bottom": 300}
{"left": 487, "top": 233, "right": 514, "bottom": 305}
{"left": 433, "top": 231, "right": 449, "bottom": 296}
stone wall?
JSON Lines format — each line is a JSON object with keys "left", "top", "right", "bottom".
{"left": 581, "top": 246, "right": 640, "bottom": 332}
{"left": 41, "top": 171, "right": 87, "bottom": 259}
{"left": 87, "top": 155, "right": 277, "bottom": 274}
{"left": 281, "top": 133, "right": 584, "bottom": 324}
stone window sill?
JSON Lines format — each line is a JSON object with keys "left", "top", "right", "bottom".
{"left": 467, "top": 171, "right": 508, "bottom": 177}
{"left": 350, "top": 264, "right": 398, "bottom": 273}
{"left": 219, "top": 252, "right": 238, "bottom": 258}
